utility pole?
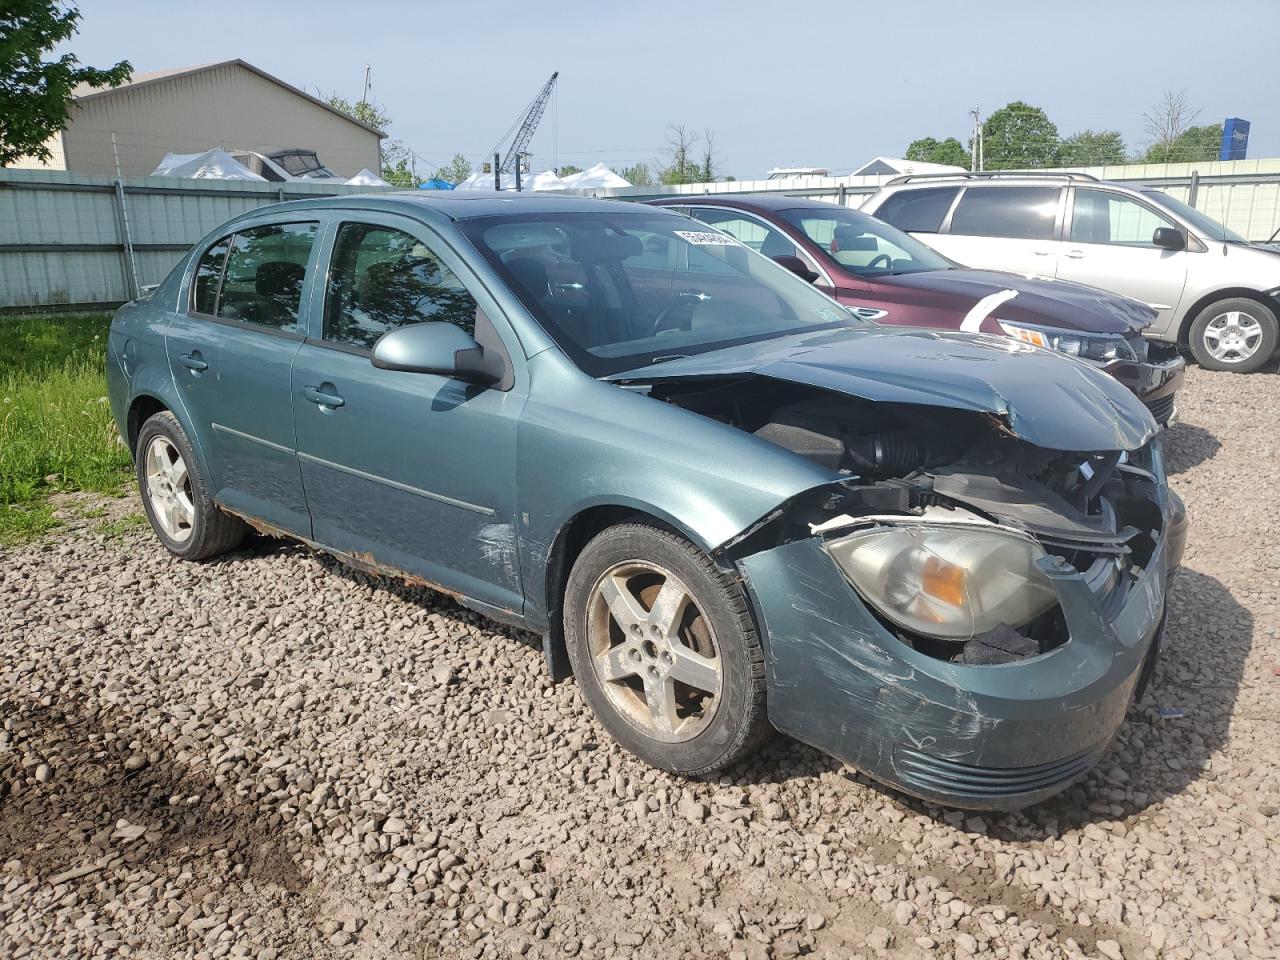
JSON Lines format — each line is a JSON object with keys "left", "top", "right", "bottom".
{"left": 361, "top": 64, "right": 371, "bottom": 105}
{"left": 969, "top": 108, "right": 983, "bottom": 172}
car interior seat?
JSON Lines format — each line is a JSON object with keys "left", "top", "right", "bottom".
{"left": 253, "top": 261, "right": 305, "bottom": 327}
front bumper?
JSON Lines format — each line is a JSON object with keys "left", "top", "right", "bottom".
{"left": 739, "top": 515, "right": 1169, "bottom": 811}
{"left": 1098, "top": 350, "right": 1185, "bottom": 426}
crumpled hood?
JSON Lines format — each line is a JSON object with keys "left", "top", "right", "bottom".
{"left": 608, "top": 326, "right": 1158, "bottom": 452}
{"left": 878, "top": 270, "right": 1155, "bottom": 335}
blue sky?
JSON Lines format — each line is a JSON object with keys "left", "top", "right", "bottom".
{"left": 66, "top": 0, "right": 1280, "bottom": 179}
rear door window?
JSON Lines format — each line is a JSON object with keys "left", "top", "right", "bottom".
{"left": 210, "top": 222, "right": 318, "bottom": 333}
{"left": 874, "top": 187, "right": 959, "bottom": 233}
{"left": 323, "top": 222, "right": 478, "bottom": 350}
{"left": 949, "top": 187, "right": 1061, "bottom": 240}
{"left": 192, "top": 236, "right": 231, "bottom": 315}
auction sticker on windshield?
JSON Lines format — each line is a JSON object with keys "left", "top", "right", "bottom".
{"left": 675, "top": 230, "right": 739, "bottom": 246}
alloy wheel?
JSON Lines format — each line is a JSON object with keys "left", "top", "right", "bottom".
{"left": 586, "top": 560, "right": 722, "bottom": 742}
{"left": 1202, "top": 310, "right": 1264, "bottom": 364}
{"left": 144, "top": 436, "right": 195, "bottom": 543}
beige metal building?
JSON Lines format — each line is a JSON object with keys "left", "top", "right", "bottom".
{"left": 11, "top": 59, "right": 384, "bottom": 178}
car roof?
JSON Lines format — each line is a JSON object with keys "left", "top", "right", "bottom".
{"left": 237, "top": 190, "right": 662, "bottom": 225}
{"left": 648, "top": 193, "right": 869, "bottom": 216}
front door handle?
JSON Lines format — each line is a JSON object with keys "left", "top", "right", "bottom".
{"left": 1065, "top": 250, "right": 1086, "bottom": 259}
{"left": 302, "top": 385, "right": 345, "bottom": 408}
{"left": 179, "top": 352, "right": 208, "bottom": 372}
{"left": 1032, "top": 250, "right": 1053, "bottom": 256}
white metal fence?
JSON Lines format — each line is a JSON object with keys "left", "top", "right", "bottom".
{"left": 0, "top": 170, "right": 393, "bottom": 312}
{"left": 4, "top": 158, "right": 1280, "bottom": 311}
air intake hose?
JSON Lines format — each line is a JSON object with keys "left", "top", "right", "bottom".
{"left": 845, "top": 432, "right": 928, "bottom": 477}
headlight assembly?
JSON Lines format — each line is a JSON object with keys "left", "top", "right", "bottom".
{"left": 824, "top": 523, "right": 1059, "bottom": 641}
{"left": 997, "top": 320, "right": 1136, "bottom": 362}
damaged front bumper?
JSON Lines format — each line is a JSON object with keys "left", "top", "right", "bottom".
{"left": 1098, "top": 349, "right": 1185, "bottom": 428}
{"left": 734, "top": 466, "right": 1175, "bottom": 811}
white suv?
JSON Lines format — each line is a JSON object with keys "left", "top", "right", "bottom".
{"left": 863, "top": 172, "right": 1280, "bottom": 373}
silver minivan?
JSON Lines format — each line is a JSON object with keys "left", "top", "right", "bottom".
{"left": 863, "top": 172, "right": 1280, "bottom": 372}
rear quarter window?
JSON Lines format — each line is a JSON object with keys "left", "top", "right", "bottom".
{"left": 873, "top": 187, "right": 959, "bottom": 233}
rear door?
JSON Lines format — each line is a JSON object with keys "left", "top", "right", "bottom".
{"left": 165, "top": 220, "right": 321, "bottom": 534}
{"left": 1056, "top": 187, "right": 1190, "bottom": 332}
{"left": 928, "top": 185, "right": 1065, "bottom": 277}
{"left": 290, "top": 213, "right": 526, "bottom": 615}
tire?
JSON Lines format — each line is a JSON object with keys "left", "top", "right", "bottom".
{"left": 563, "top": 522, "right": 770, "bottom": 776}
{"left": 1187, "top": 297, "right": 1279, "bottom": 373}
{"left": 135, "top": 411, "right": 245, "bottom": 560}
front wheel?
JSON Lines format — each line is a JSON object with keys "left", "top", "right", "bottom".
{"left": 135, "top": 411, "right": 246, "bottom": 560}
{"left": 563, "top": 522, "right": 770, "bottom": 776}
{"left": 1187, "top": 297, "right": 1278, "bottom": 372}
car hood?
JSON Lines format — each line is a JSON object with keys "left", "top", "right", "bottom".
{"left": 876, "top": 269, "right": 1155, "bottom": 335}
{"left": 607, "top": 326, "right": 1157, "bottom": 452}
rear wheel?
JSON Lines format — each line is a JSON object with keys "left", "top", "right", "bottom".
{"left": 1187, "top": 297, "right": 1278, "bottom": 372}
{"left": 563, "top": 522, "right": 769, "bottom": 776}
{"left": 136, "top": 411, "right": 245, "bottom": 560}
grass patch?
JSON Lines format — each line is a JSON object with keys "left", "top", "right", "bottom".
{"left": 94, "top": 513, "right": 147, "bottom": 539}
{"left": 0, "top": 313, "right": 133, "bottom": 545}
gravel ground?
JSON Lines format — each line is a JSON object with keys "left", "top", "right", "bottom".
{"left": 2, "top": 366, "right": 1278, "bottom": 960}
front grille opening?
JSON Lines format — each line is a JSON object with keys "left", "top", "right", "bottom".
{"left": 875, "top": 605, "right": 1069, "bottom": 666}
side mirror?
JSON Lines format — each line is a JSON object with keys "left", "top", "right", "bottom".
{"left": 1152, "top": 227, "right": 1186, "bottom": 251}
{"left": 771, "top": 254, "right": 819, "bottom": 283}
{"left": 371, "top": 322, "right": 500, "bottom": 385}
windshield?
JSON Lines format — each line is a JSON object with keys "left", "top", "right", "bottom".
{"left": 1145, "top": 191, "right": 1247, "bottom": 244}
{"left": 777, "top": 206, "right": 955, "bottom": 277}
{"left": 459, "top": 212, "right": 863, "bottom": 377}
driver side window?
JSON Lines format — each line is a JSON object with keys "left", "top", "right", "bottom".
{"left": 323, "top": 223, "right": 477, "bottom": 349}
{"left": 691, "top": 208, "right": 800, "bottom": 260}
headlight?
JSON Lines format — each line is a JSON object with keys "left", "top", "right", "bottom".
{"left": 824, "top": 523, "right": 1059, "bottom": 640}
{"left": 997, "top": 321, "right": 1136, "bottom": 362}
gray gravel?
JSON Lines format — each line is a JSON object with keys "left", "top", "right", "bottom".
{"left": 2, "top": 366, "right": 1279, "bottom": 960}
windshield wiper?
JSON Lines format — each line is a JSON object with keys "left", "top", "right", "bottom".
{"left": 651, "top": 354, "right": 689, "bottom": 364}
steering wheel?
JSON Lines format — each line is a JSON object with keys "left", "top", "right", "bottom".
{"left": 865, "top": 253, "right": 893, "bottom": 270}
{"left": 650, "top": 292, "right": 707, "bottom": 335}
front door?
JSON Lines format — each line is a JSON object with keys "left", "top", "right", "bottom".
{"left": 1056, "top": 187, "right": 1190, "bottom": 336}
{"left": 291, "top": 215, "right": 525, "bottom": 615}
{"left": 165, "top": 220, "right": 320, "bottom": 534}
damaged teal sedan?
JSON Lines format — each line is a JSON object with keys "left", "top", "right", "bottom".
{"left": 107, "top": 194, "right": 1187, "bottom": 810}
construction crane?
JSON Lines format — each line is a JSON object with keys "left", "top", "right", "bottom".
{"left": 493, "top": 72, "right": 559, "bottom": 177}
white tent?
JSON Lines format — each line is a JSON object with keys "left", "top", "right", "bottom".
{"left": 346, "top": 168, "right": 391, "bottom": 186}
{"left": 454, "top": 169, "right": 568, "bottom": 192}
{"left": 559, "top": 163, "right": 631, "bottom": 189}
{"left": 150, "top": 148, "right": 266, "bottom": 181}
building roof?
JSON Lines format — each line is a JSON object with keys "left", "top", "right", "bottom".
{"left": 70, "top": 59, "right": 385, "bottom": 138}
{"left": 850, "top": 156, "right": 966, "bottom": 177}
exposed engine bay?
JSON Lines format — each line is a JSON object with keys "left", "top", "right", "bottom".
{"left": 645, "top": 375, "right": 1169, "bottom": 666}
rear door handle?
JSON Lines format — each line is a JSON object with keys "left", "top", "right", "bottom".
{"left": 1065, "top": 250, "right": 1086, "bottom": 259}
{"left": 1032, "top": 250, "right": 1053, "bottom": 256}
{"left": 179, "top": 352, "right": 208, "bottom": 372}
{"left": 302, "top": 385, "right": 345, "bottom": 408}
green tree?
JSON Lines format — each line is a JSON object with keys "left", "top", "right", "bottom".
{"left": 660, "top": 125, "right": 702, "bottom": 185}
{"left": 620, "top": 162, "right": 653, "bottom": 187}
{"left": 981, "top": 101, "right": 1060, "bottom": 170}
{"left": 323, "top": 92, "right": 421, "bottom": 184}
{"left": 556, "top": 164, "right": 582, "bottom": 178}
{"left": 1058, "top": 129, "right": 1128, "bottom": 166}
{"left": 1140, "top": 123, "right": 1223, "bottom": 164}
{"left": 0, "top": 1, "right": 132, "bottom": 166}
{"left": 905, "top": 136, "right": 971, "bottom": 169}
{"left": 434, "top": 153, "right": 472, "bottom": 185}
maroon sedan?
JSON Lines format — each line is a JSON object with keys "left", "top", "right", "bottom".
{"left": 648, "top": 195, "right": 1184, "bottom": 424}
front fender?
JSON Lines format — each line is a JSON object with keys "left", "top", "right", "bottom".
{"left": 516, "top": 351, "right": 834, "bottom": 628}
